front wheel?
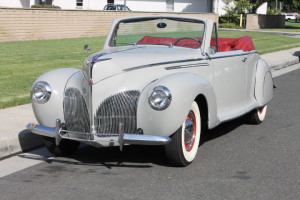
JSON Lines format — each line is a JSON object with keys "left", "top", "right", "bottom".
{"left": 43, "top": 137, "right": 80, "bottom": 156}
{"left": 165, "top": 101, "right": 201, "bottom": 167}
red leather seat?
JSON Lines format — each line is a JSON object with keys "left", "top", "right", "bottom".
{"left": 218, "top": 37, "right": 255, "bottom": 52}
{"left": 218, "top": 44, "right": 233, "bottom": 52}
{"left": 234, "top": 36, "right": 255, "bottom": 51}
{"left": 137, "top": 36, "right": 176, "bottom": 44}
{"left": 137, "top": 36, "right": 255, "bottom": 52}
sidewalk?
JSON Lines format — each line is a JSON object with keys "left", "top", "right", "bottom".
{"left": 219, "top": 28, "right": 300, "bottom": 39}
{"left": 0, "top": 47, "right": 300, "bottom": 160}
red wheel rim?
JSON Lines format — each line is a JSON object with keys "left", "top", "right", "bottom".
{"left": 259, "top": 107, "right": 265, "bottom": 114}
{"left": 184, "top": 110, "right": 196, "bottom": 152}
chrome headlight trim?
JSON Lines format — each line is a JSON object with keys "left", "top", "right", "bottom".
{"left": 31, "top": 81, "right": 52, "bottom": 104}
{"left": 148, "top": 86, "right": 172, "bottom": 111}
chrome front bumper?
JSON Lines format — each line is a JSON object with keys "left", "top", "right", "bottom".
{"left": 26, "top": 120, "right": 171, "bottom": 151}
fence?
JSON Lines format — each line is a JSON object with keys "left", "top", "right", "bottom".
{"left": 246, "top": 14, "right": 285, "bottom": 30}
{"left": 0, "top": 8, "right": 218, "bottom": 42}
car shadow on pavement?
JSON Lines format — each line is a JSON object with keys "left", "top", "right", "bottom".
{"left": 66, "top": 144, "right": 169, "bottom": 168}
{"left": 18, "top": 129, "right": 44, "bottom": 152}
{"left": 48, "top": 117, "right": 247, "bottom": 168}
{"left": 200, "top": 116, "right": 246, "bottom": 145}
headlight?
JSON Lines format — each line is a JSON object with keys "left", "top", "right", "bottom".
{"left": 148, "top": 86, "right": 172, "bottom": 111}
{"left": 31, "top": 81, "right": 52, "bottom": 104}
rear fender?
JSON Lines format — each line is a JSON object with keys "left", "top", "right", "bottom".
{"left": 255, "top": 59, "right": 274, "bottom": 106}
{"left": 137, "top": 72, "right": 217, "bottom": 137}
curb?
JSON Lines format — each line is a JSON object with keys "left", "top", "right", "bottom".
{"left": 0, "top": 104, "right": 43, "bottom": 160}
{"left": 261, "top": 47, "right": 300, "bottom": 70}
{"left": 0, "top": 131, "right": 43, "bottom": 160}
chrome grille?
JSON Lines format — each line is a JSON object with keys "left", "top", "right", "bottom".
{"left": 94, "top": 90, "right": 140, "bottom": 134}
{"left": 63, "top": 88, "right": 90, "bottom": 136}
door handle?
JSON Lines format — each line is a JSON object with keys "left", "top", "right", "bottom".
{"left": 242, "top": 57, "right": 247, "bottom": 62}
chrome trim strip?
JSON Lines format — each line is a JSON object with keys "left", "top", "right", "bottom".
{"left": 209, "top": 51, "right": 257, "bottom": 60}
{"left": 123, "top": 134, "right": 171, "bottom": 145}
{"left": 91, "top": 46, "right": 146, "bottom": 61}
{"left": 123, "top": 58, "right": 203, "bottom": 72}
{"left": 26, "top": 123, "right": 171, "bottom": 146}
{"left": 165, "top": 63, "right": 209, "bottom": 70}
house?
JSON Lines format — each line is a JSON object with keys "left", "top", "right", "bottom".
{"left": 0, "top": 0, "right": 215, "bottom": 13}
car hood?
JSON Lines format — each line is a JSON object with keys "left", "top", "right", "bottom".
{"left": 90, "top": 46, "right": 202, "bottom": 84}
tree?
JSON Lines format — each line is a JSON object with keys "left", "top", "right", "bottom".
{"left": 235, "top": 0, "right": 252, "bottom": 14}
{"left": 250, "top": 0, "right": 300, "bottom": 13}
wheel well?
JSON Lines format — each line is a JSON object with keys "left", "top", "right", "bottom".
{"left": 195, "top": 94, "right": 208, "bottom": 130}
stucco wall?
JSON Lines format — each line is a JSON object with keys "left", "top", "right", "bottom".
{"left": 174, "top": 0, "right": 210, "bottom": 13}
{"left": 1, "top": 0, "right": 213, "bottom": 12}
{"left": 246, "top": 14, "right": 285, "bottom": 30}
{"left": 115, "top": 0, "right": 167, "bottom": 12}
{"left": 0, "top": 8, "right": 218, "bottom": 42}
{"left": 52, "top": 0, "right": 107, "bottom": 10}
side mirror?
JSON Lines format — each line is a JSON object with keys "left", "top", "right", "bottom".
{"left": 208, "top": 46, "right": 217, "bottom": 55}
{"left": 84, "top": 45, "right": 92, "bottom": 53}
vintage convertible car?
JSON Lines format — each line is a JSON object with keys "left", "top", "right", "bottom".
{"left": 27, "top": 15, "right": 273, "bottom": 166}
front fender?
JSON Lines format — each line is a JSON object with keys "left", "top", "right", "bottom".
{"left": 137, "top": 72, "right": 217, "bottom": 137}
{"left": 255, "top": 59, "right": 273, "bottom": 106}
{"left": 32, "top": 68, "right": 80, "bottom": 127}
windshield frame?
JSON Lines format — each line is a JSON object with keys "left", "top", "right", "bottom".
{"left": 107, "top": 16, "right": 206, "bottom": 49}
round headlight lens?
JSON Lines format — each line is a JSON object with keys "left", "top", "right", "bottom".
{"left": 149, "top": 86, "right": 172, "bottom": 111}
{"left": 31, "top": 81, "right": 52, "bottom": 104}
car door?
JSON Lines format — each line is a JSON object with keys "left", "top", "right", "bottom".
{"left": 208, "top": 25, "right": 248, "bottom": 121}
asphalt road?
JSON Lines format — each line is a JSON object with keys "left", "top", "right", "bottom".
{"left": 0, "top": 68, "right": 299, "bottom": 200}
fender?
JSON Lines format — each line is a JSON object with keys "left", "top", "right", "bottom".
{"left": 255, "top": 59, "right": 274, "bottom": 106}
{"left": 32, "top": 68, "right": 80, "bottom": 127}
{"left": 137, "top": 72, "right": 218, "bottom": 137}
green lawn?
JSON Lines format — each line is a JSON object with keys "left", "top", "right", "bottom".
{"left": 0, "top": 37, "right": 105, "bottom": 108}
{"left": 259, "top": 21, "right": 300, "bottom": 32}
{"left": 1, "top": 31, "right": 300, "bottom": 108}
{"left": 285, "top": 21, "right": 300, "bottom": 29}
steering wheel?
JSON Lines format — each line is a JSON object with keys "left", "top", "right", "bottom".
{"left": 174, "top": 37, "right": 202, "bottom": 46}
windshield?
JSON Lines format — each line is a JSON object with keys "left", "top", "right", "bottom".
{"left": 109, "top": 17, "right": 205, "bottom": 49}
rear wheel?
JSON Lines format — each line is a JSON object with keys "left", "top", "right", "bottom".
{"left": 43, "top": 137, "right": 80, "bottom": 156}
{"left": 248, "top": 105, "right": 267, "bottom": 124}
{"left": 165, "top": 101, "right": 201, "bottom": 167}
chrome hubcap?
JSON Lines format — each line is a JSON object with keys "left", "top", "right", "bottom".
{"left": 184, "top": 111, "right": 196, "bottom": 152}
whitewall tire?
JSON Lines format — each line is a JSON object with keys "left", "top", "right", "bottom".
{"left": 248, "top": 105, "right": 268, "bottom": 124}
{"left": 165, "top": 101, "right": 201, "bottom": 166}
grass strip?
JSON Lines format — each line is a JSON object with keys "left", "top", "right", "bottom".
{"left": 260, "top": 21, "right": 300, "bottom": 32}
{"left": 1, "top": 31, "right": 300, "bottom": 108}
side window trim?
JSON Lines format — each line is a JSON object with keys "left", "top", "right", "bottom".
{"left": 213, "top": 23, "right": 219, "bottom": 52}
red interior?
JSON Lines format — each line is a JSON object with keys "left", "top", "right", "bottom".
{"left": 217, "top": 36, "right": 255, "bottom": 52}
{"left": 137, "top": 36, "right": 255, "bottom": 52}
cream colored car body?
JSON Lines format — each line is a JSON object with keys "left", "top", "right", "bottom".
{"left": 29, "top": 15, "right": 273, "bottom": 148}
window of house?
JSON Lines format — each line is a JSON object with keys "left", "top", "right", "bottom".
{"left": 39, "top": 0, "right": 52, "bottom": 5}
{"left": 77, "top": 0, "right": 83, "bottom": 7}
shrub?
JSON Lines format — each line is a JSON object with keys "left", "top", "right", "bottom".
{"left": 31, "top": 5, "right": 61, "bottom": 9}
{"left": 219, "top": 14, "right": 240, "bottom": 25}
{"left": 267, "top": 8, "right": 282, "bottom": 15}
{"left": 219, "top": 23, "right": 244, "bottom": 29}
